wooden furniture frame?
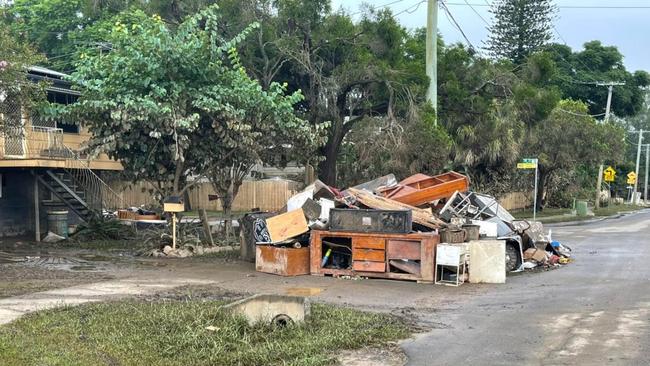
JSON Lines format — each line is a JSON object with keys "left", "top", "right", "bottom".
{"left": 379, "top": 171, "right": 469, "bottom": 206}
{"left": 310, "top": 230, "right": 439, "bottom": 283}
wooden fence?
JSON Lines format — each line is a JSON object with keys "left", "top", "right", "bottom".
{"left": 110, "top": 178, "right": 531, "bottom": 214}
{"left": 110, "top": 179, "right": 302, "bottom": 212}
{"left": 498, "top": 191, "right": 533, "bottom": 211}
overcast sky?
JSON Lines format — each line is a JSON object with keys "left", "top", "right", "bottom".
{"left": 331, "top": 0, "right": 650, "bottom": 72}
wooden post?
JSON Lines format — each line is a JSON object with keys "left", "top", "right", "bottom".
{"left": 252, "top": 181, "right": 257, "bottom": 210}
{"left": 34, "top": 175, "right": 40, "bottom": 242}
{"left": 172, "top": 212, "right": 177, "bottom": 250}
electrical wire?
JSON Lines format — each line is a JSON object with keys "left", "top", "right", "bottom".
{"left": 557, "top": 109, "right": 606, "bottom": 118}
{"left": 394, "top": 0, "right": 427, "bottom": 17}
{"left": 349, "top": 0, "right": 410, "bottom": 16}
{"left": 440, "top": 0, "right": 479, "bottom": 52}
{"left": 463, "top": 0, "right": 490, "bottom": 25}
{"left": 446, "top": 3, "right": 650, "bottom": 9}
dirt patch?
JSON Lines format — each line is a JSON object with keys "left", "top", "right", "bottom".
{"left": 137, "top": 284, "right": 249, "bottom": 303}
{"left": 0, "top": 263, "right": 113, "bottom": 298}
{"left": 338, "top": 344, "right": 407, "bottom": 366}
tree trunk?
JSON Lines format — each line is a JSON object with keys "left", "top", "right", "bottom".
{"left": 535, "top": 169, "right": 550, "bottom": 212}
{"left": 318, "top": 122, "right": 345, "bottom": 186}
{"left": 219, "top": 186, "right": 234, "bottom": 240}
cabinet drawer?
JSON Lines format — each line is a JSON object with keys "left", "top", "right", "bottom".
{"left": 353, "top": 249, "right": 385, "bottom": 262}
{"left": 353, "top": 261, "right": 386, "bottom": 272}
{"left": 352, "top": 237, "right": 385, "bottom": 250}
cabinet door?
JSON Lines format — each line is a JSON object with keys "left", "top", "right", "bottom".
{"left": 387, "top": 240, "right": 421, "bottom": 260}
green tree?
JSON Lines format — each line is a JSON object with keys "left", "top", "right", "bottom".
{"left": 545, "top": 41, "right": 650, "bottom": 118}
{"left": 283, "top": 5, "right": 428, "bottom": 185}
{"left": 524, "top": 100, "right": 625, "bottom": 209}
{"left": 0, "top": 24, "right": 46, "bottom": 135}
{"left": 2, "top": 0, "right": 94, "bottom": 70}
{"left": 487, "top": 0, "right": 556, "bottom": 64}
{"left": 64, "top": 6, "right": 323, "bottom": 200}
{"left": 338, "top": 106, "right": 452, "bottom": 186}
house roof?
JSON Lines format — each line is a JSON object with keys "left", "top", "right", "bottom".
{"left": 27, "top": 66, "right": 80, "bottom": 96}
{"left": 28, "top": 66, "right": 68, "bottom": 78}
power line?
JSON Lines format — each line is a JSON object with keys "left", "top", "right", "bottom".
{"left": 394, "top": 0, "right": 427, "bottom": 17}
{"left": 440, "top": 0, "right": 478, "bottom": 52}
{"left": 446, "top": 3, "right": 650, "bottom": 9}
{"left": 349, "top": 0, "right": 410, "bottom": 16}
{"left": 557, "top": 108, "right": 606, "bottom": 118}
{"left": 463, "top": 0, "right": 489, "bottom": 25}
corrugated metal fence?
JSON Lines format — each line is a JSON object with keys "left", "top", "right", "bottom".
{"left": 110, "top": 179, "right": 301, "bottom": 212}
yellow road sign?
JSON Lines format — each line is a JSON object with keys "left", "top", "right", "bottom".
{"left": 517, "top": 163, "right": 537, "bottom": 169}
{"left": 627, "top": 171, "right": 637, "bottom": 185}
{"left": 604, "top": 166, "right": 616, "bottom": 182}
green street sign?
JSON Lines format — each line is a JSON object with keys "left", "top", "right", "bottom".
{"left": 517, "top": 158, "right": 538, "bottom": 169}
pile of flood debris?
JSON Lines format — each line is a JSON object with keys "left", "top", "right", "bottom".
{"left": 243, "top": 171, "right": 572, "bottom": 285}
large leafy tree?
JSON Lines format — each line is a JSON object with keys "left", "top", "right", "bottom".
{"left": 0, "top": 24, "right": 46, "bottom": 135}
{"left": 435, "top": 34, "right": 559, "bottom": 182}
{"left": 524, "top": 100, "right": 625, "bottom": 209}
{"left": 280, "top": 5, "right": 429, "bottom": 185}
{"left": 65, "top": 6, "right": 323, "bottom": 200}
{"left": 486, "top": 0, "right": 556, "bottom": 64}
{"left": 2, "top": 0, "right": 94, "bottom": 70}
{"left": 214, "top": 1, "right": 429, "bottom": 185}
{"left": 545, "top": 42, "right": 650, "bottom": 118}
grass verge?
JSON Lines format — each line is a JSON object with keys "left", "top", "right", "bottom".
{"left": 512, "top": 204, "right": 646, "bottom": 224}
{"left": 593, "top": 204, "right": 646, "bottom": 217}
{"left": 0, "top": 300, "right": 410, "bottom": 366}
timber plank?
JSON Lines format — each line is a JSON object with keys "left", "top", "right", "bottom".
{"left": 265, "top": 208, "right": 309, "bottom": 242}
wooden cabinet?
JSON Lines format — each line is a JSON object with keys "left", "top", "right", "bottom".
{"left": 310, "top": 230, "right": 439, "bottom": 283}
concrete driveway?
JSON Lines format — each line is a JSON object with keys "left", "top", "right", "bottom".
{"left": 401, "top": 210, "right": 650, "bottom": 366}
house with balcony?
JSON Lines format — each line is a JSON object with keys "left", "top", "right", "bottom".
{"left": 0, "top": 66, "right": 123, "bottom": 239}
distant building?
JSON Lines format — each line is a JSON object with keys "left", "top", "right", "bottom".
{"left": 0, "top": 66, "right": 122, "bottom": 238}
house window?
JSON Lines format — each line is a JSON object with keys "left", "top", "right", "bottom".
{"left": 46, "top": 91, "right": 80, "bottom": 134}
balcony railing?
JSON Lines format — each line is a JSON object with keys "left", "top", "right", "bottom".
{"left": 0, "top": 126, "right": 75, "bottom": 159}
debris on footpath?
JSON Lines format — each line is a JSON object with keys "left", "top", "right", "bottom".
{"left": 245, "top": 171, "right": 573, "bottom": 286}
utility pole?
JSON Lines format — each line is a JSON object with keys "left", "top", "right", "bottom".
{"left": 634, "top": 129, "right": 644, "bottom": 203}
{"left": 595, "top": 81, "right": 624, "bottom": 209}
{"left": 598, "top": 81, "right": 626, "bottom": 123}
{"left": 643, "top": 144, "right": 650, "bottom": 205}
{"left": 426, "top": 0, "right": 438, "bottom": 123}
{"left": 595, "top": 164, "right": 603, "bottom": 209}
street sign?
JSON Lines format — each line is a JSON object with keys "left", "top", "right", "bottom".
{"left": 515, "top": 158, "right": 539, "bottom": 221}
{"left": 627, "top": 172, "right": 637, "bottom": 185}
{"left": 603, "top": 166, "right": 616, "bottom": 182}
{"left": 517, "top": 158, "right": 538, "bottom": 170}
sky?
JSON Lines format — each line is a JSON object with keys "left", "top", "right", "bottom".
{"left": 331, "top": 0, "right": 650, "bottom": 72}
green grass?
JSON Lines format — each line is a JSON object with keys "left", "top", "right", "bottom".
{"left": 0, "top": 301, "right": 410, "bottom": 366}
{"left": 512, "top": 204, "right": 646, "bottom": 224}
{"left": 594, "top": 204, "right": 646, "bottom": 217}
{"left": 511, "top": 207, "right": 573, "bottom": 220}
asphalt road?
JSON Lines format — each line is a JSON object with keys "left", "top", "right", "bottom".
{"left": 401, "top": 210, "right": 650, "bottom": 366}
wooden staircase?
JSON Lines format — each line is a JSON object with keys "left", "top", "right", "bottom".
{"left": 33, "top": 169, "right": 95, "bottom": 222}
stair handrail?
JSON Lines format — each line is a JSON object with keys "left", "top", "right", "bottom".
{"left": 62, "top": 145, "right": 124, "bottom": 213}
